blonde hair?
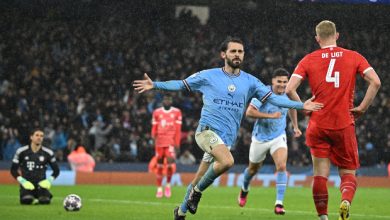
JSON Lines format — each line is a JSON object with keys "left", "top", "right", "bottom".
{"left": 316, "top": 20, "right": 337, "bottom": 39}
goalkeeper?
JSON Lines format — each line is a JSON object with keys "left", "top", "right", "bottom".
{"left": 10, "top": 129, "right": 60, "bottom": 205}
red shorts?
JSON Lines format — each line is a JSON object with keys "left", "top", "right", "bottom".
{"left": 306, "top": 123, "right": 360, "bottom": 170}
{"left": 155, "top": 146, "right": 176, "bottom": 160}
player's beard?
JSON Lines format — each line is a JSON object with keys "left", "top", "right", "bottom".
{"left": 275, "top": 86, "right": 286, "bottom": 95}
{"left": 227, "top": 58, "right": 242, "bottom": 69}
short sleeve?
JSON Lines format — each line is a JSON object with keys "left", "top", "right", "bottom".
{"left": 293, "top": 55, "right": 309, "bottom": 80}
{"left": 355, "top": 52, "right": 372, "bottom": 77}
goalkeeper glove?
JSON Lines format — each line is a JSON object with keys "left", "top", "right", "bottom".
{"left": 17, "top": 176, "right": 35, "bottom": 190}
{"left": 38, "top": 176, "right": 54, "bottom": 189}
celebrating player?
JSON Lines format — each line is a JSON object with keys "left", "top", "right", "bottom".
{"left": 151, "top": 94, "right": 182, "bottom": 198}
{"left": 238, "top": 68, "right": 302, "bottom": 215}
{"left": 286, "top": 20, "right": 381, "bottom": 220}
{"left": 133, "top": 36, "right": 323, "bottom": 219}
{"left": 10, "top": 129, "right": 60, "bottom": 205}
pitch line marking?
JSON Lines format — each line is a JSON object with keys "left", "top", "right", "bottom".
{"left": 0, "top": 195, "right": 389, "bottom": 219}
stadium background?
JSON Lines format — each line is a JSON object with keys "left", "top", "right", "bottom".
{"left": 0, "top": 0, "right": 389, "bottom": 186}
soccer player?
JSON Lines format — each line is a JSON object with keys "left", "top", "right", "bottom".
{"left": 238, "top": 68, "right": 302, "bottom": 215}
{"left": 133, "top": 36, "right": 323, "bottom": 219}
{"left": 286, "top": 20, "right": 381, "bottom": 220}
{"left": 10, "top": 129, "right": 60, "bottom": 205}
{"left": 151, "top": 94, "right": 182, "bottom": 198}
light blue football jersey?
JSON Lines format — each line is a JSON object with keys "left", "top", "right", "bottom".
{"left": 250, "top": 88, "right": 289, "bottom": 142}
{"left": 183, "top": 68, "right": 272, "bottom": 146}
{"left": 153, "top": 67, "right": 303, "bottom": 146}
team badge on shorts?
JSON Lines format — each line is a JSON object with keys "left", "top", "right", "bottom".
{"left": 228, "top": 84, "right": 236, "bottom": 92}
{"left": 210, "top": 136, "right": 218, "bottom": 144}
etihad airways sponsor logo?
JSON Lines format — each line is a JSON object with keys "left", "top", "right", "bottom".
{"left": 213, "top": 98, "right": 244, "bottom": 108}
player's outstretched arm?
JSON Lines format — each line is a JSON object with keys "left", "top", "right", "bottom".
{"left": 246, "top": 105, "right": 281, "bottom": 119}
{"left": 350, "top": 69, "right": 381, "bottom": 119}
{"left": 133, "top": 73, "right": 186, "bottom": 93}
{"left": 133, "top": 73, "right": 154, "bottom": 93}
{"left": 302, "top": 96, "right": 323, "bottom": 111}
{"left": 267, "top": 93, "right": 323, "bottom": 111}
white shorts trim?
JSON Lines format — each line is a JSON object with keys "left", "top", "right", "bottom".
{"left": 249, "top": 134, "right": 288, "bottom": 163}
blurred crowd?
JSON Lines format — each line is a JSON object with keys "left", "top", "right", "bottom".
{"left": 0, "top": 2, "right": 389, "bottom": 167}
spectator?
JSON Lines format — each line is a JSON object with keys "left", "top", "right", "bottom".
{"left": 0, "top": 2, "right": 388, "bottom": 166}
{"left": 179, "top": 150, "right": 196, "bottom": 165}
{"left": 388, "top": 163, "right": 390, "bottom": 177}
{"left": 67, "top": 146, "right": 96, "bottom": 173}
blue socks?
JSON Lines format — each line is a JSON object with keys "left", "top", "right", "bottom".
{"left": 275, "top": 171, "right": 288, "bottom": 204}
{"left": 242, "top": 168, "right": 255, "bottom": 191}
{"left": 196, "top": 163, "right": 218, "bottom": 192}
{"left": 179, "top": 184, "right": 193, "bottom": 214}
{"left": 179, "top": 164, "right": 219, "bottom": 215}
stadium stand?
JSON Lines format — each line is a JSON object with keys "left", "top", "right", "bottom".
{"left": 0, "top": 0, "right": 389, "bottom": 168}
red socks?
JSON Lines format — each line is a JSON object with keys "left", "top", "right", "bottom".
{"left": 313, "top": 176, "right": 328, "bottom": 216}
{"left": 312, "top": 174, "right": 357, "bottom": 216}
{"left": 156, "top": 164, "right": 163, "bottom": 187}
{"left": 340, "top": 173, "right": 357, "bottom": 203}
{"left": 166, "top": 164, "right": 173, "bottom": 184}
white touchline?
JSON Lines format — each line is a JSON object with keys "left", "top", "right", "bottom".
{"left": 0, "top": 195, "right": 389, "bottom": 219}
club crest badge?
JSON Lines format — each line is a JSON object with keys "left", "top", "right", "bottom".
{"left": 210, "top": 136, "right": 218, "bottom": 144}
{"left": 228, "top": 84, "right": 236, "bottom": 93}
{"left": 39, "top": 156, "right": 44, "bottom": 162}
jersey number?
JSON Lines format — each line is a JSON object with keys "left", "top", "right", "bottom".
{"left": 326, "top": 59, "right": 340, "bottom": 88}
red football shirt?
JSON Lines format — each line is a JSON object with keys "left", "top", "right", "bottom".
{"left": 151, "top": 107, "right": 182, "bottom": 148}
{"left": 293, "top": 46, "right": 373, "bottom": 130}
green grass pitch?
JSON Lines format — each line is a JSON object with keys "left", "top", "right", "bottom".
{"left": 0, "top": 185, "right": 389, "bottom": 220}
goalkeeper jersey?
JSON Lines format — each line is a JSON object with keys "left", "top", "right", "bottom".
{"left": 10, "top": 145, "right": 59, "bottom": 184}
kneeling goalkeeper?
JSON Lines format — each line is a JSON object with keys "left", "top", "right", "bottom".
{"left": 10, "top": 129, "right": 60, "bottom": 205}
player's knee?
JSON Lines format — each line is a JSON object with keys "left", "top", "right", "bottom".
{"left": 38, "top": 196, "right": 51, "bottom": 204}
{"left": 275, "top": 163, "right": 287, "bottom": 172}
{"left": 156, "top": 157, "right": 164, "bottom": 164}
{"left": 20, "top": 195, "right": 34, "bottom": 205}
{"left": 222, "top": 157, "right": 234, "bottom": 170}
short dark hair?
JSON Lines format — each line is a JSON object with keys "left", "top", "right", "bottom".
{"left": 219, "top": 36, "right": 244, "bottom": 52}
{"left": 30, "top": 128, "right": 44, "bottom": 136}
{"left": 272, "top": 68, "right": 290, "bottom": 78}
